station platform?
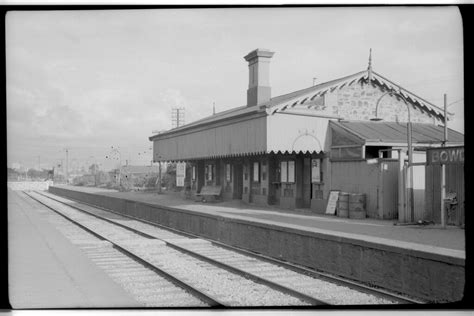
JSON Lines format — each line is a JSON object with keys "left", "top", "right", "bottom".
{"left": 8, "top": 189, "right": 141, "bottom": 309}
{"left": 47, "top": 185, "right": 466, "bottom": 303}
{"left": 51, "top": 185, "right": 465, "bottom": 252}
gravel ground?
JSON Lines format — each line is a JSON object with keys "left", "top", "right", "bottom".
{"left": 119, "top": 239, "right": 308, "bottom": 306}
{"left": 30, "top": 192, "right": 308, "bottom": 306}
{"left": 34, "top": 191, "right": 400, "bottom": 306}
{"left": 26, "top": 192, "right": 207, "bottom": 307}
{"left": 179, "top": 243, "right": 399, "bottom": 305}
{"left": 83, "top": 243, "right": 205, "bottom": 307}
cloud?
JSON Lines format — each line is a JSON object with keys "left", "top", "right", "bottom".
{"left": 6, "top": 8, "right": 463, "bottom": 169}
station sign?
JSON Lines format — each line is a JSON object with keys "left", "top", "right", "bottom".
{"left": 427, "top": 146, "right": 464, "bottom": 165}
{"left": 325, "top": 190, "right": 340, "bottom": 215}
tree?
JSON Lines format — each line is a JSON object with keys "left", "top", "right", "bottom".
{"left": 7, "top": 168, "right": 20, "bottom": 181}
{"left": 88, "top": 163, "right": 99, "bottom": 175}
{"left": 162, "top": 163, "right": 177, "bottom": 190}
{"left": 26, "top": 168, "right": 49, "bottom": 180}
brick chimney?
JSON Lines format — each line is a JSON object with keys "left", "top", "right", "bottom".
{"left": 244, "top": 48, "right": 275, "bottom": 107}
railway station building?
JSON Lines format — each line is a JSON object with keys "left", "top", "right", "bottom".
{"left": 149, "top": 49, "right": 463, "bottom": 219}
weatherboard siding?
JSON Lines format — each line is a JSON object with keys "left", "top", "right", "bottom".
{"left": 153, "top": 116, "right": 267, "bottom": 161}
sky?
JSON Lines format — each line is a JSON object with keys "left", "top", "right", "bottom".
{"left": 6, "top": 7, "right": 464, "bottom": 171}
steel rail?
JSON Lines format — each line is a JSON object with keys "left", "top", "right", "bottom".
{"left": 37, "top": 190, "right": 424, "bottom": 304}
{"left": 23, "top": 191, "right": 225, "bottom": 308}
{"left": 33, "top": 191, "right": 327, "bottom": 306}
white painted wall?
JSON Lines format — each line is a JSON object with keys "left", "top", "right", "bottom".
{"left": 266, "top": 113, "right": 331, "bottom": 153}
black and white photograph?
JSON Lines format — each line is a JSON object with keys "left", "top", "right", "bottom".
{"left": 6, "top": 5, "right": 466, "bottom": 310}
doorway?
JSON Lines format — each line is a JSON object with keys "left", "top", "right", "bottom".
{"left": 197, "top": 161, "right": 205, "bottom": 193}
{"left": 233, "top": 163, "right": 243, "bottom": 199}
{"left": 302, "top": 157, "right": 311, "bottom": 208}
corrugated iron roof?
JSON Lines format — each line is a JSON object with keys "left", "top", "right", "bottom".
{"left": 264, "top": 71, "right": 367, "bottom": 109}
{"left": 150, "top": 68, "right": 450, "bottom": 141}
{"left": 149, "top": 105, "right": 261, "bottom": 140}
{"left": 332, "top": 121, "right": 464, "bottom": 144}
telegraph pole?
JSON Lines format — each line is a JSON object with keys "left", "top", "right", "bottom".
{"left": 159, "top": 161, "right": 162, "bottom": 194}
{"left": 444, "top": 93, "right": 448, "bottom": 145}
{"left": 64, "top": 148, "right": 69, "bottom": 185}
{"left": 440, "top": 94, "right": 447, "bottom": 228}
{"left": 171, "top": 107, "right": 185, "bottom": 128}
{"left": 155, "top": 154, "right": 162, "bottom": 194}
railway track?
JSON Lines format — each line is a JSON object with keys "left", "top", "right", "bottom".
{"left": 23, "top": 190, "right": 422, "bottom": 306}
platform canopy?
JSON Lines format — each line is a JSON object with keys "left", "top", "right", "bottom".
{"left": 149, "top": 107, "right": 329, "bottom": 162}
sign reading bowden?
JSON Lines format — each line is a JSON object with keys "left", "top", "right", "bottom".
{"left": 427, "top": 146, "right": 464, "bottom": 165}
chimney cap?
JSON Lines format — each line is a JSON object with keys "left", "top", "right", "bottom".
{"left": 244, "top": 48, "right": 275, "bottom": 61}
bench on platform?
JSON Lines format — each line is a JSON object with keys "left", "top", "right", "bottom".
{"left": 195, "top": 185, "right": 222, "bottom": 202}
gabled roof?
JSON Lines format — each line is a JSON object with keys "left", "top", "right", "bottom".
{"left": 149, "top": 105, "right": 262, "bottom": 140}
{"left": 331, "top": 120, "right": 464, "bottom": 145}
{"left": 150, "top": 68, "right": 450, "bottom": 141}
{"left": 265, "top": 70, "right": 367, "bottom": 109}
{"left": 266, "top": 70, "right": 448, "bottom": 118}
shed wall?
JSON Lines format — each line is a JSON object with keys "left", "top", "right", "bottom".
{"left": 330, "top": 160, "right": 379, "bottom": 218}
{"left": 425, "top": 163, "right": 464, "bottom": 225}
{"left": 330, "top": 160, "right": 399, "bottom": 219}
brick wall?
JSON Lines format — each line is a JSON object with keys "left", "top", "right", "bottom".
{"left": 325, "top": 82, "right": 441, "bottom": 124}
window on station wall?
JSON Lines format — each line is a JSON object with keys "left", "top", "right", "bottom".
{"left": 280, "top": 160, "right": 295, "bottom": 183}
{"left": 330, "top": 146, "right": 363, "bottom": 160}
{"left": 311, "top": 158, "right": 322, "bottom": 183}
{"left": 226, "top": 164, "right": 232, "bottom": 182}
{"left": 280, "top": 161, "right": 287, "bottom": 182}
{"left": 287, "top": 161, "right": 295, "bottom": 183}
{"left": 206, "top": 164, "right": 213, "bottom": 181}
{"left": 261, "top": 161, "right": 267, "bottom": 181}
{"left": 253, "top": 161, "right": 260, "bottom": 182}
{"left": 192, "top": 166, "right": 196, "bottom": 181}
{"left": 365, "top": 146, "right": 392, "bottom": 159}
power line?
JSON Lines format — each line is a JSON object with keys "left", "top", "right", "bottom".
{"left": 448, "top": 98, "right": 464, "bottom": 107}
{"left": 404, "top": 74, "right": 460, "bottom": 87}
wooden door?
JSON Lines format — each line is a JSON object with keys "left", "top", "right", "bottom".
{"left": 197, "top": 161, "right": 205, "bottom": 193}
{"left": 233, "top": 163, "right": 243, "bottom": 199}
{"left": 303, "top": 157, "right": 311, "bottom": 208}
{"left": 381, "top": 160, "right": 400, "bottom": 219}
